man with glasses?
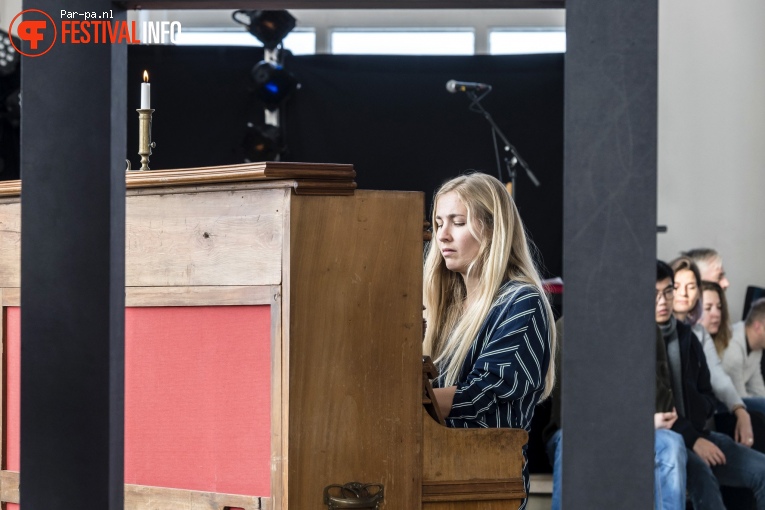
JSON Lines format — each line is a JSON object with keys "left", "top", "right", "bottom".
{"left": 656, "top": 260, "right": 765, "bottom": 509}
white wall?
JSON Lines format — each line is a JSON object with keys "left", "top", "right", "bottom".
{"left": 1, "top": 0, "right": 21, "bottom": 32}
{"left": 658, "top": 0, "right": 765, "bottom": 320}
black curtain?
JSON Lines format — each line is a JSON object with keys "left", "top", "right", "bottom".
{"left": 128, "top": 46, "right": 563, "bottom": 277}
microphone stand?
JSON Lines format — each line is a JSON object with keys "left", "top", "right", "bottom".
{"left": 465, "top": 90, "right": 541, "bottom": 199}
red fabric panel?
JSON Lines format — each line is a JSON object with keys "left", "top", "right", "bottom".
{"left": 3, "top": 305, "right": 271, "bottom": 506}
{"left": 125, "top": 306, "right": 271, "bottom": 496}
{"left": 5, "top": 307, "right": 20, "bottom": 510}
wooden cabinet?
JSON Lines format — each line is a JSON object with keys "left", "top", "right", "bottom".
{"left": 0, "top": 162, "right": 526, "bottom": 510}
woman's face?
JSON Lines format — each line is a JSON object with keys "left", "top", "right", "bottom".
{"left": 435, "top": 191, "right": 481, "bottom": 277}
{"left": 673, "top": 269, "right": 699, "bottom": 315}
{"left": 701, "top": 289, "right": 723, "bottom": 335}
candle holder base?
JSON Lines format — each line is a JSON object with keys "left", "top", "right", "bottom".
{"left": 134, "top": 108, "right": 156, "bottom": 171}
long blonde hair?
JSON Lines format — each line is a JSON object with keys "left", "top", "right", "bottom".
{"left": 422, "top": 172, "right": 557, "bottom": 399}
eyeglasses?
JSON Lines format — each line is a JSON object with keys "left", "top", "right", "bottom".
{"left": 656, "top": 286, "right": 674, "bottom": 302}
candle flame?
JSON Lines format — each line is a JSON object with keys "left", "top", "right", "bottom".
{"left": 143, "top": 70, "right": 149, "bottom": 83}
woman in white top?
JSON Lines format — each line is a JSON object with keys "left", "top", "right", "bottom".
{"left": 670, "top": 256, "right": 754, "bottom": 446}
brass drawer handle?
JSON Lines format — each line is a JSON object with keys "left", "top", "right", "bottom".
{"left": 323, "top": 482, "right": 384, "bottom": 509}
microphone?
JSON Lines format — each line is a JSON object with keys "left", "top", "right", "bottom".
{"left": 446, "top": 80, "right": 491, "bottom": 93}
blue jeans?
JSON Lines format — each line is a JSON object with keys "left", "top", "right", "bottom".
{"left": 545, "top": 429, "right": 562, "bottom": 510}
{"left": 655, "top": 429, "right": 687, "bottom": 510}
{"left": 545, "top": 428, "right": 686, "bottom": 510}
{"left": 686, "top": 431, "right": 765, "bottom": 510}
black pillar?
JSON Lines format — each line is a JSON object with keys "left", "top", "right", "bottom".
{"left": 20, "top": 1, "right": 126, "bottom": 508}
{"left": 562, "top": 1, "right": 657, "bottom": 508}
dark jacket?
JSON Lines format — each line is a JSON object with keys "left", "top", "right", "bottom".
{"left": 656, "top": 325, "right": 675, "bottom": 413}
{"left": 668, "top": 320, "right": 718, "bottom": 448}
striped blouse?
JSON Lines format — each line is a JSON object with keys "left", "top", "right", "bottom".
{"left": 432, "top": 281, "right": 552, "bottom": 507}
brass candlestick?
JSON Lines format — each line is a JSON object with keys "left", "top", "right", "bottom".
{"left": 136, "top": 108, "right": 156, "bottom": 171}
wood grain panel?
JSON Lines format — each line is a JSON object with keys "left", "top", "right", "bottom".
{"left": 269, "top": 286, "right": 285, "bottom": 510}
{"left": 125, "top": 286, "right": 273, "bottom": 307}
{"left": 422, "top": 415, "right": 527, "bottom": 510}
{"left": 422, "top": 478, "right": 525, "bottom": 501}
{"left": 0, "top": 290, "right": 4, "bottom": 487}
{"left": 126, "top": 188, "right": 287, "bottom": 287}
{"left": 0, "top": 470, "right": 271, "bottom": 509}
{"left": 0, "top": 202, "right": 20, "bottom": 288}
{"left": 126, "top": 484, "right": 262, "bottom": 510}
{"left": 287, "top": 190, "right": 424, "bottom": 509}
{"left": 0, "top": 471, "right": 17, "bottom": 503}
{"left": 1, "top": 288, "right": 19, "bottom": 306}
{"left": 277, "top": 197, "right": 293, "bottom": 510}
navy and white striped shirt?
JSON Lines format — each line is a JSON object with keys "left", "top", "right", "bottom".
{"left": 433, "top": 281, "right": 551, "bottom": 506}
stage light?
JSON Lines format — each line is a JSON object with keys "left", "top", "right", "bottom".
{"left": 232, "top": 10, "right": 296, "bottom": 50}
{"left": 0, "top": 30, "right": 21, "bottom": 77}
{"left": 250, "top": 61, "right": 297, "bottom": 111}
{"left": 242, "top": 122, "right": 282, "bottom": 162}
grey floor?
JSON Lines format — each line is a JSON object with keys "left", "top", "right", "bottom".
{"left": 527, "top": 495, "right": 552, "bottom": 510}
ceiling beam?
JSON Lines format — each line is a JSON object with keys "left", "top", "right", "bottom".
{"left": 118, "top": 0, "right": 563, "bottom": 10}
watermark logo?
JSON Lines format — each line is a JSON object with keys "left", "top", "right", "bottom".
{"left": 8, "top": 9, "right": 183, "bottom": 57}
{"left": 9, "top": 9, "right": 57, "bottom": 57}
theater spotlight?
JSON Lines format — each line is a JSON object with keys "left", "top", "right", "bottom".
{"left": 250, "top": 61, "right": 297, "bottom": 111}
{"left": 0, "top": 30, "right": 21, "bottom": 77}
{"left": 232, "top": 10, "right": 296, "bottom": 50}
{"left": 242, "top": 122, "right": 282, "bottom": 162}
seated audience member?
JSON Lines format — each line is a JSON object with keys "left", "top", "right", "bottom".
{"left": 683, "top": 247, "right": 730, "bottom": 290}
{"left": 721, "top": 298, "right": 765, "bottom": 417}
{"left": 701, "top": 281, "right": 732, "bottom": 359}
{"left": 544, "top": 314, "right": 687, "bottom": 510}
{"left": 656, "top": 260, "right": 765, "bottom": 509}
{"left": 670, "top": 256, "right": 754, "bottom": 447}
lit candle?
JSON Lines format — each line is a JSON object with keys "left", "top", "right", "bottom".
{"left": 140, "top": 70, "right": 150, "bottom": 109}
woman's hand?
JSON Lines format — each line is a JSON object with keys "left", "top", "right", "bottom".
{"left": 654, "top": 409, "right": 678, "bottom": 430}
{"left": 432, "top": 386, "right": 457, "bottom": 419}
{"left": 734, "top": 407, "right": 755, "bottom": 448}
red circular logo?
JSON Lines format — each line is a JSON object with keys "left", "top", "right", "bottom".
{"left": 9, "top": 9, "right": 57, "bottom": 58}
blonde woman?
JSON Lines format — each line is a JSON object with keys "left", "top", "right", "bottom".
{"left": 423, "top": 172, "right": 556, "bottom": 505}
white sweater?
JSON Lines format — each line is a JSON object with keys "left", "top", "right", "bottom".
{"left": 693, "top": 323, "right": 744, "bottom": 411}
{"left": 722, "top": 321, "right": 765, "bottom": 398}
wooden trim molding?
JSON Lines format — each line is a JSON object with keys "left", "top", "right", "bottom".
{"left": 1, "top": 288, "right": 19, "bottom": 307}
{"left": 0, "top": 470, "right": 272, "bottom": 509}
{"left": 125, "top": 286, "right": 274, "bottom": 307}
{"left": 269, "top": 285, "right": 285, "bottom": 510}
{"left": 0, "top": 162, "right": 357, "bottom": 198}
{"left": 421, "top": 478, "right": 526, "bottom": 502}
{"left": 3, "top": 287, "right": 274, "bottom": 307}
{"left": 0, "top": 181, "right": 20, "bottom": 199}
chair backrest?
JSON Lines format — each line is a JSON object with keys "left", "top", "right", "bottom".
{"left": 743, "top": 286, "right": 765, "bottom": 320}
